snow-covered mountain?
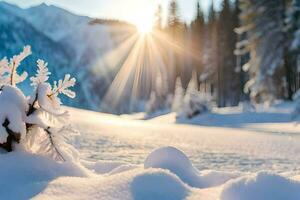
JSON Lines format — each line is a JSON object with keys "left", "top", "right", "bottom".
{"left": 0, "top": 2, "right": 116, "bottom": 110}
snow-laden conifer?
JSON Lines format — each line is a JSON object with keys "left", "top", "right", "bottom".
{"left": 172, "top": 77, "right": 184, "bottom": 112}
{"left": 0, "top": 46, "right": 77, "bottom": 161}
{"left": 178, "top": 76, "right": 209, "bottom": 119}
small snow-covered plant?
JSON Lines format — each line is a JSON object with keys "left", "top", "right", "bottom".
{"left": 145, "top": 91, "right": 157, "bottom": 114}
{"left": 0, "top": 46, "right": 77, "bottom": 161}
{"left": 177, "top": 77, "right": 210, "bottom": 119}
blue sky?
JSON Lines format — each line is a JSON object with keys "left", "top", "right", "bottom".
{"left": 1, "top": 0, "right": 220, "bottom": 24}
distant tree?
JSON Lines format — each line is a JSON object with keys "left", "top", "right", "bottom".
{"left": 218, "top": 0, "right": 240, "bottom": 106}
{"left": 190, "top": 1, "right": 205, "bottom": 87}
{"left": 205, "top": 1, "right": 219, "bottom": 105}
{"left": 166, "top": 0, "right": 184, "bottom": 91}
{"left": 285, "top": 0, "right": 300, "bottom": 99}
{"left": 167, "top": 0, "right": 181, "bottom": 34}
{"left": 145, "top": 75, "right": 169, "bottom": 114}
{"left": 154, "top": 5, "right": 163, "bottom": 30}
{"left": 172, "top": 77, "right": 184, "bottom": 112}
{"left": 178, "top": 74, "right": 209, "bottom": 119}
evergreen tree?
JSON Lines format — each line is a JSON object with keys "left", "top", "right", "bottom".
{"left": 172, "top": 77, "right": 184, "bottom": 112}
{"left": 167, "top": 0, "right": 184, "bottom": 91}
{"left": 205, "top": 1, "right": 219, "bottom": 105}
{"left": 236, "top": 0, "right": 287, "bottom": 103}
{"left": 178, "top": 74, "right": 209, "bottom": 119}
{"left": 285, "top": 0, "right": 300, "bottom": 98}
{"left": 167, "top": 0, "right": 181, "bottom": 33}
{"left": 190, "top": 1, "right": 205, "bottom": 88}
{"left": 218, "top": 0, "right": 240, "bottom": 106}
{"left": 154, "top": 5, "right": 163, "bottom": 30}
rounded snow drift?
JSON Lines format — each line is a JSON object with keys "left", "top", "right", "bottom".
{"left": 130, "top": 170, "right": 189, "bottom": 200}
{"left": 144, "top": 146, "right": 200, "bottom": 187}
{"left": 221, "top": 172, "right": 300, "bottom": 200}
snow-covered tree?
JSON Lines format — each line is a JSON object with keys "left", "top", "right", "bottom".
{"left": 236, "top": 0, "right": 287, "bottom": 103}
{"left": 145, "top": 75, "right": 171, "bottom": 114}
{"left": 292, "top": 88, "right": 300, "bottom": 119}
{"left": 178, "top": 76, "right": 209, "bottom": 119}
{"left": 285, "top": 0, "right": 300, "bottom": 99}
{"left": 172, "top": 77, "right": 184, "bottom": 112}
{"left": 287, "top": 0, "right": 300, "bottom": 52}
{"left": 145, "top": 91, "right": 157, "bottom": 114}
{"left": 0, "top": 46, "right": 77, "bottom": 161}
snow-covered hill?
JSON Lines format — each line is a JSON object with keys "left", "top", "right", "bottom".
{"left": 0, "top": 2, "right": 116, "bottom": 110}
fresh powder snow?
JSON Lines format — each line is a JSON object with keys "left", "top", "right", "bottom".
{"left": 1, "top": 102, "right": 300, "bottom": 199}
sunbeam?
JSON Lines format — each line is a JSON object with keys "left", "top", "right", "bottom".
{"left": 97, "top": 20, "right": 205, "bottom": 114}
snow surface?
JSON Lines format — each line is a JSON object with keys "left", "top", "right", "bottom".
{"left": 1, "top": 103, "right": 300, "bottom": 199}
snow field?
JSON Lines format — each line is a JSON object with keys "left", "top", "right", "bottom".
{"left": 2, "top": 145, "right": 300, "bottom": 200}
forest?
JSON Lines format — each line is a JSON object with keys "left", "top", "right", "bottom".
{"left": 139, "top": 0, "right": 300, "bottom": 114}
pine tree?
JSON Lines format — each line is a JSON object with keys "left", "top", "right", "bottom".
{"left": 168, "top": 0, "right": 181, "bottom": 34}
{"left": 167, "top": 0, "right": 184, "bottom": 91}
{"left": 190, "top": 1, "right": 205, "bottom": 88}
{"left": 218, "top": 0, "right": 240, "bottom": 106}
{"left": 285, "top": 0, "right": 300, "bottom": 98}
{"left": 236, "top": 0, "right": 287, "bottom": 103}
{"left": 0, "top": 46, "right": 77, "bottom": 161}
{"left": 178, "top": 74, "right": 209, "bottom": 119}
{"left": 205, "top": 1, "right": 219, "bottom": 105}
{"left": 172, "top": 77, "right": 184, "bottom": 112}
{"left": 154, "top": 5, "right": 163, "bottom": 30}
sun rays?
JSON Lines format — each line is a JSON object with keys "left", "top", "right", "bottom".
{"left": 90, "top": 25, "right": 194, "bottom": 114}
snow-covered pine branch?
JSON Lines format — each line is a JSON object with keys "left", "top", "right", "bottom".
{"left": 7, "top": 46, "right": 31, "bottom": 86}
{"left": 0, "top": 46, "right": 77, "bottom": 162}
{"left": 30, "top": 59, "right": 51, "bottom": 88}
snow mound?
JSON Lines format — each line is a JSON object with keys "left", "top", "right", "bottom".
{"left": 144, "top": 146, "right": 200, "bottom": 187}
{"left": 221, "top": 171, "right": 300, "bottom": 200}
{"left": 144, "top": 146, "right": 239, "bottom": 188}
{"left": 130, "top": 169, "right": 190, "bottom": 200}
{"left": 0, "top": 151, "right": 88, "bottom": 200}
{"left": 34, "top": 168, "right": 190, "bottom": 200}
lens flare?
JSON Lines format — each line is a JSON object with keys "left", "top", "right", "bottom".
{"left": 134, "top": 14, "right": 153, "bottom": 34}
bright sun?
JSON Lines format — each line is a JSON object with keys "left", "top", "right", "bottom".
{"left": 134, "top": 15, "right": 154, "bottom": 34}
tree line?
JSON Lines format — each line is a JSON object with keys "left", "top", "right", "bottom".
{"left": 153, "top": 0, "right": 300, "bottom": 108}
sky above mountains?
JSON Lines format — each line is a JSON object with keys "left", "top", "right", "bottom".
{"left": 1, "top": 0, "right": 219, "bottom": 25}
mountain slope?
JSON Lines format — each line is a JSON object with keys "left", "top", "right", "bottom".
{"left": 0, "top": 2, "right": 116, "bottom": 110}
{"left": 0, "top": 5, "right": 71, "bottom": 94}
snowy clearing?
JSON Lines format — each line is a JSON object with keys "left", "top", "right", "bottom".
{"left": 2, "top": 103, "right": 300, "bottom": 199}
{"left": 70, "top": 103, "right": 300, "bottom": 174}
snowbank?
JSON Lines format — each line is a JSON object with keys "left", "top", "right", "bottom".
{"left": 2, "top": 145, "right": 300, "bottom": 200}
{"left": 34, "top": 168, "right": 190, "bottom": 200}
{"left": 0, "top": 151, "right": 88, "bottom": 200}
{"left": 144, "top": 146, "right": 239, "bottom": 188}
{"left": 130, "top": 169, "right": 190, "bottom": 200}
{"left": 221, "top": 172, "right": 300, "bottom": 200}
{"left": 144, "top": 146, "right": 200, "bottom": 187}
